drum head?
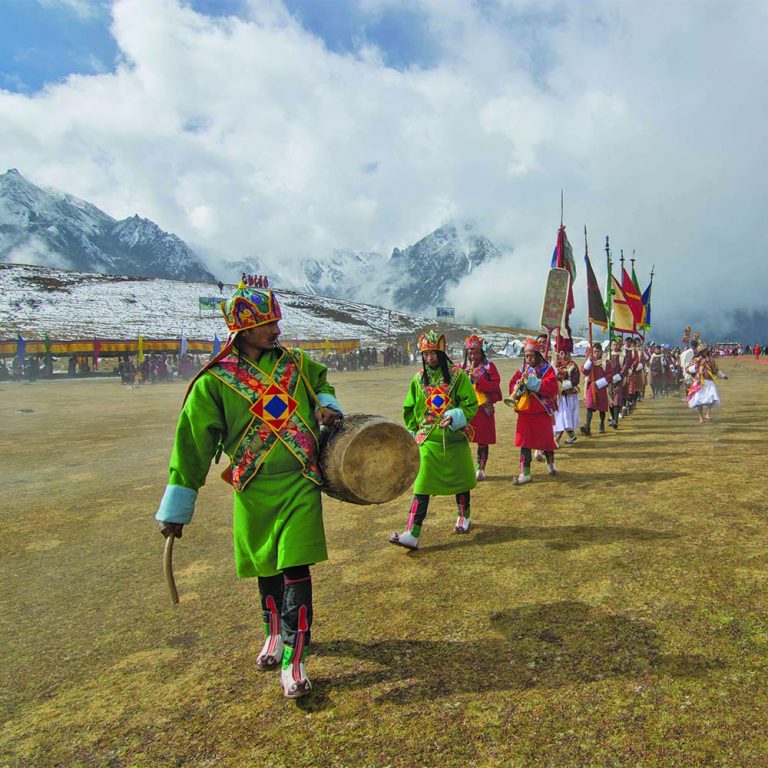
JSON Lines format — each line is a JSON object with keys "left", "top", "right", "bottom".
{"left": 335, "top": 418, "right": 419, "bottom": 504}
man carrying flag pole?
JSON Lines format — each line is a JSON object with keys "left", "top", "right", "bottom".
{"left": 581, "top": 229, "right": 618, "bottom": 436}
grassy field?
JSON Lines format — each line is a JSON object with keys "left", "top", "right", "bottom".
{"left": 1, "top": 357, "right": 768, "bottom": 768}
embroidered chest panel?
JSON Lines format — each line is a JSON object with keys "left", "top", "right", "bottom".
{"left": 211, "top": 352, "right": 322, "bottom": 490}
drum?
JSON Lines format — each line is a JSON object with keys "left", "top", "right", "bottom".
{"left": 320, "top": 413, "right": 420, "bottom": 505}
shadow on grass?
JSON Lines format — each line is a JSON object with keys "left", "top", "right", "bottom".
{"left": 418, "top": 522, "right": 678, "bottom": 554}
{"left": 566, "top": 470, "right": 687, "bottom": 487}
{"left": 308, "top": 601, "right": 722, "bottom": 707}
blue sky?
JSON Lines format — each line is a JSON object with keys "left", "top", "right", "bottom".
{"left": 0, "top": 0, "right": 116, "bottom": 92}
{"left": 0, "top": 0, "right": 441, "bottom": 93}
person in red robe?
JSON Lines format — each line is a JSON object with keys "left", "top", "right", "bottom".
{"left": 580, "top": 343, "right": 618, "bottom": 435}
{"left": 508, "top": 338, "right": 559, "bottom": 484}
{"left": 462, "top": 335, "right": 502, "bottom": 480}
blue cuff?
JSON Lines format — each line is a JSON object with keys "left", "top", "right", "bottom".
{"left": 317, "top": 393, "right": 344, "bottom": 415}
{"left": 526, "top": 376, "right": 542, "bottom": 392}
{"left": 155, "top": 485, "right": 198, "bottom": 524}
{"left": 445, "top": 407, "right": 467, "bottom": 430}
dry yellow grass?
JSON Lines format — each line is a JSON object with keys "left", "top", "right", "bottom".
{"left": 1, "top": 357, "right": 768, "bottom": 767}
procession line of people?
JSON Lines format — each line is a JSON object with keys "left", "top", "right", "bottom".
{"left": 153, "top": 281, "right": 732, "bottom": 703}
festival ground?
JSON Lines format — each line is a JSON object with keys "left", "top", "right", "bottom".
{"left": 2, "top": 357, "right": 768, "bottom": 768}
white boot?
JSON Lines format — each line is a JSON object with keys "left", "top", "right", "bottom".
{"left": 513, "top": 474, "right": 532, "bottom": 485}
{"left": 256, "top": 633, "right": 284, "bottom": 671}
{"left": 475, "top": 468, "right": 486, "bottom": 480}
{"left": 548, "top": 464, "right": 558, "bottom": 476}
{"left": 280, "top": 649, "right": 311, "bottom": 699}
{"left": 454, "top": 515, "right": 471, "bottom": 533}
{"left": 388, "top": 530, "right": 419, "bottom": 550}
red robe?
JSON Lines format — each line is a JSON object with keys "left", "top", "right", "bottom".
{"left": 581, "top": 358, "right": 615, "bottom": 411}
{"left": 464, "top": 361, "right": 502, "bottom": 444}
{"left": 509, "top": 363, "right": 558, "bottom": 450}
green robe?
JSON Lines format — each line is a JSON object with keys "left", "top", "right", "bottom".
{"left": 166, "top": 347, "right": 337, "bottom": 578}
{"left": 403, "top": 365, "right": 478, "bottom": 496}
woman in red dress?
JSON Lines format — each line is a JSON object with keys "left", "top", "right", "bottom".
{"left": 508, "top": 338, "right": 559, "bottom": 484}
{"left": 462, "top": 335, "right": 502, "bottom": 480}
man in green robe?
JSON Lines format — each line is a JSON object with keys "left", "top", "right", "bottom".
{"left": 389, "top": 330, "right": 478, "bottom": 550}
{"left": 155, "top": 283, "right": 343, "bottom": 699}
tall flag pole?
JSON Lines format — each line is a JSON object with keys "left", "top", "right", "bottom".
{"left": 604, "top": 236, "right": 614, "bottom": 340}
{"left": 551, "top": 194, "right": 576, "bottom": 352}
{"left": 630, "top": 253, "right": 644, "bottom": 341}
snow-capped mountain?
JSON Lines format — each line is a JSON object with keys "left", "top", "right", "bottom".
{"left": 243, "top": 222, "right": 505, "bottom": 314}
{"left": 0, "top": 169, "right": 216, "bottom": 283}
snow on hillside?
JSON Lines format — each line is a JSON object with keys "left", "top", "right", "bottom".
{"left": 0, "top": 263, "right": 430, "bottom": 345}
{"left": 0, "top": 263, "right": 550, "bottom": 356}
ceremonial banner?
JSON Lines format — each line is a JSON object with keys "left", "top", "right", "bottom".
{"left": 641, "top": 280, "right": 653, "bottom": 330}
{"left": 540, "top": 268, "right": 571, "bottom": 330}
{"left": 621, "top": 268, "right": 644, "bottom": 325}
{"left": 611, "top": 277, "right": 637, "bottom": 334}
{"left": 585, "top": 254, "right": 608, "bottom": 329}
{"left": 551, "top": 226, "right": 576, "bottom": 351}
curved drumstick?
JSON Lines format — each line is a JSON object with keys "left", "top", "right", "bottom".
{"left": 163, "top": 534, "right": 180, "bottom": 605}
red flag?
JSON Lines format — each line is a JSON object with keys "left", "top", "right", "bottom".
{"left": 611, "top": 277, "right": 638, "bottom": 334}
{"left": 551, "top": 225, "right": 576, "bottom": 352}
{"left": 93, "top": 339, "right": 101, "bottom": 371}
{"left": 621, "top": 268, "right": 644, "bottom": 325}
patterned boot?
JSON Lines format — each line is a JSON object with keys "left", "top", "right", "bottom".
{"left": 454, "top": 492, "right": 471, "bottom": 533}
{"left": 280, "top": 571, "right": 313, "bottom": 699}
{"left": 257, "top": 576, "right": 284, "bottom": 671}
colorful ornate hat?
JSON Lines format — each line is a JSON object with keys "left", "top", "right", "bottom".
{"left": 464, "top": 335, "right": 484, "bottom": 351}
{"left": 523, "top": 337, "right": 542, "bottom": 353}
{"left": 221, "top": 281, "right": 282, "bottom": 334}
{"left": 418, "top": 330, "right": 446, "bottom": 353}
{"left": 682, "top": 325, "right": 691, "bottom": 345}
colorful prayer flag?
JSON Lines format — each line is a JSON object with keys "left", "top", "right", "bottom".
{"left": 585, "top": 254, "right": 608, "bottom": 329}
{"left": 550, "top": 225, "right": 576, "bottom": 351}
{"left": 611, "top": 277, "right": 637, "bottom": 334}
{"left": 16, "top": 334, "right": 25, "bottom": 365}
{"left": 621, "top": 268, "right": 644, "bottom": 325}
{"left": 641, "top": 280, "right": 652, "bottom": 330}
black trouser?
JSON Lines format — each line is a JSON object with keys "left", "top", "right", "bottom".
{"left": 585, "top": 408, "right": 606, "bottom": 429}
{"left": 408, "top": 491, "right": 471, "bottom": 530}
{"left": 520, "top": 447, "right": 554, "bottom": 471}
{"left": 257, "top": 565, "right": 313, "bottom": 648}
{"left": 610, "top": 405, "right": 620, "bottom": 424}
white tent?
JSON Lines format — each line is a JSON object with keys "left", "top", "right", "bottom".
{"left": 572, "top": 339, "right": 591, "bottom": 357}
{"left": 500, "top": 339, "right": 524, "bottom": 357}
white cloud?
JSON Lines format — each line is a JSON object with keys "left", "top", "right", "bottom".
{"left": 1, "top": 0, "right": 767, "bottom": 338}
